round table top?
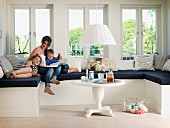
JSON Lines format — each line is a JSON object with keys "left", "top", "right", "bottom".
{"left": 72, "top": 79, "right": 125, "bottom": 88}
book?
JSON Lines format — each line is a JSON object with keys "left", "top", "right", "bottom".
{"left": 40, "top": 62, "right": 64, "bottom": 68}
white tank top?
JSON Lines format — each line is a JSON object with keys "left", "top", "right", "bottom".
{"left": 39, "top": 54, "right": 46, "bottom": 66}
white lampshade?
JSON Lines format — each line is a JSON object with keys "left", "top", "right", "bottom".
{"left": 80, "top": 24, "right": 116, "bottom": 46}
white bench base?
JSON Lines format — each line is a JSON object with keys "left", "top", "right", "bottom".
{"left": 1, "top": 79, "right": 170, "bottom": 117}
{"left": 0, "top": 83, "right": 40, "bottom": 117}
{"left": 145, "top": 80, "right": 170, "bottom": 115}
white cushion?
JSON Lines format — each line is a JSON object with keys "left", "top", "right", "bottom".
{"left": 0, "top": 56, "right": 14, "bottom": 74}
{"left": 5, "top": 55, "right": 25, "bottom": 68}
{"left": 103, "top": 58, "right": 118, "bottom": 71}
{"left": 162, "top": 59, "right": 170, "bottom": 72}
{"left": 134, "top": 55, "right": 154, "bottom": 70}
{"left": 154, "top": 54, "right": 169, "bottom": 70}
{"left": 0, "top": 66, "right": 4, "bottom": 79}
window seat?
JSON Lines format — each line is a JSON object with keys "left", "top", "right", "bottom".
{"left": 0, "top": 70, "right": 170, "bottom": 117}
{"left": 1, "top": 70, "right": 170, "bottom": 88}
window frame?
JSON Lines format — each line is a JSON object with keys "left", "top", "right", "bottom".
{"left": 120, "top": 5, "right": 161, "bottom": 59}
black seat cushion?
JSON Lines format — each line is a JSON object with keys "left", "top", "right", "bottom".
{"left": 2, "top": 70, "right": 168, "bottom": 88}
{"left": 0, "top": 76, "right": 41, "bottom": 88}
{"left": 143, "top": 70, "right": 170, "bottom": 85}
{"left": 57, "top": 72, "right": 86, "bottom": 81}
{"left": 114, "top": 70, "right": 144, "bottom": 79}
{"left": 57, "top": 70, "right": 145, "bottom": 81}
{"left": 57, "top": 71, "right": 107, "bottom": 81}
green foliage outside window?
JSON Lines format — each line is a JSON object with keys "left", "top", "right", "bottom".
{"left": 122, "top": 19, "right": 136, "bottom": 57}
{"left": 90, "top": 45, "right": 103, "bottom": 57}
{"left": 69, "top": 27, "right": 83, "bottom": 56}
{"left": 122, "top": 19, "right": 156, "bottom": 56}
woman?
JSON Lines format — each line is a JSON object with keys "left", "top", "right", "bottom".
{"left": 27, "top": 36, "right": 61, "bottom": 95}
{"left": 28, "top": 36, "right": 51, "bottom": 60}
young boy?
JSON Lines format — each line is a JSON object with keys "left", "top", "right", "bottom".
{"left": 44, "top": 49, "right": 78, "bottom": 95}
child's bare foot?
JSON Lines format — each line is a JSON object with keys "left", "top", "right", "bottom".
{"left": 50, "top": 78, "right": 60, "bottom": 85}
{"left": 9, "top": 72, "right": 16, "bottom": 79}
{"left": 44, "top": 86, "right": 55, "bottom": 95}
{"left": 75, "top": 68, "right": 78, "bottom": 72}
{"left": 68, "top": 68, "right": 78, "bottom": 73}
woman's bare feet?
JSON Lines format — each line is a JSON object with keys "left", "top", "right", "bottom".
{"left": 50, "top": 78, "right": 60, "bottom": 85}
{"left": 9, "top": 72, "right": 16, "bottom": 79}
{"left": 44, "top": 86, "right": 55, "bottom": 95}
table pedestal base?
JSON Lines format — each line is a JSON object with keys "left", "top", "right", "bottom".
{"left": 85, "top": 106, "right": 114, "bottom": 118}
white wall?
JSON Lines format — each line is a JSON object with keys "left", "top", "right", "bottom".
{"left": 168, "top": 0, "right": 170, "bottom": 54}
{"left": 2, "top": 0, "right": 168, "bottom": 67}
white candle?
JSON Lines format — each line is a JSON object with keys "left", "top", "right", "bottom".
{"left": 86, "top": 69, "right": 88, "bottom": 78}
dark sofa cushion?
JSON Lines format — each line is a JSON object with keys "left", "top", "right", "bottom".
{"left": 143, "top": 71, "right": 170, "bottom": 85}
{"left": 58, "top": 72, "right": 86, "bottom": 81}
{"left": 0, "top": 76, "right": 41, "bottom": 88}
{"left": 57, "top": 70, "right": 144, "bottom": 81}
{"left": 114, "top": 70, "right": 144, "bottom": 79}
{"left": 57, "top": 71, "right": 107, "bottom": 81}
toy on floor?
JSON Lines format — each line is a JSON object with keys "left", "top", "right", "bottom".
{"left": 122, "top": 99, "right": 150, "bottom": 114}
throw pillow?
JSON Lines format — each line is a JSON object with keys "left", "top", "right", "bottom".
{"left": 0, "top": 66, "right": 4, "bottom": 79}
{"left": 5, "top": 55, "right": 24, "bottom": 68}
{"left": 134, "top": 55, "right": 154, "bottom": 70}
{"left": 162, "top": 59, "right": 170, "bottom": 72}
{"left": 0, "top": 56, "right": 14, "bottom": 75}
{"left": 154, "top": 54, "right": 169, "bottom": 70}
{"left": 103, "top": 58, "right": 118, "bottom": 71}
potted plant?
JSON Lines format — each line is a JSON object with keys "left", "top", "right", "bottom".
{"left": 15, "top": 35, "right": 29, "bottom": 58}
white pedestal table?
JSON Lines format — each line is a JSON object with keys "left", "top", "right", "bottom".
{"left": 72, "top": 79, "right": 125, "bottom": 117}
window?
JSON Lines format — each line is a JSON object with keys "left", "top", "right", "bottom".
{"left": 15, "top": 9, "right": 30, "bottom": 55}
{"left": 121, "top": 7, "right": 159, "bottom": 58}
{"left": 122, "top": 9, "right": 137, "bottom": 57}
{"left": 12, "top": 5, "right": 52, "bottom": 55}
{"left": 69, "top": 9, "right": 84, "bottom": 56}
{"left": 142, "top": 9, "right": 157, "bottom": 55}
{"left": 68, "top": 6, "right": 106, "bottom": 57}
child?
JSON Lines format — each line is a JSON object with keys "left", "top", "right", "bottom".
{"left": 46, "top": 49, "right": 78, "bottom": 73}
{"left": 44, "top": 49, "right": 78, "bottom": 95}
{"left": 9, "top": 54, "right": 42, "bottom": 79}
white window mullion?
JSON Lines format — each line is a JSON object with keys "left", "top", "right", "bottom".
{"left": 156, "top": 7, "right": 161, "bottom": 54}
{"left": 103, "top": 6, "right": 108, "bottom": 58}
{"left": 83, "top": 6, "right": 90, "bottom": 59}
{"left": 10, "top": 6, "right": 15, "bottom": 55}
{"left": 50, "top": 6, "right": 54, "bottom": 49}
{"left": 137, "top": 7, "right": 143, "bottom": 55}
{"left": 30, "top": 6, "right": 36, "bottom": 53}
